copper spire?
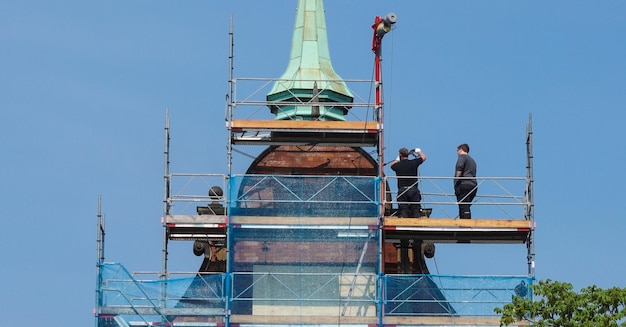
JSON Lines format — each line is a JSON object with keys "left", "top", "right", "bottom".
{"left": 266, "top": 0, "right": 354, "bottom": 121}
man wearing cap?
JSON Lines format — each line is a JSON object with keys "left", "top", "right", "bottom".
{"left": 390, "top": 147, "right": 427, "bottom": 218}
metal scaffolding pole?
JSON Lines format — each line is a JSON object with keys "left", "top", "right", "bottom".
{"left": 526, "top": 114, "right": 535, "bottom": 277}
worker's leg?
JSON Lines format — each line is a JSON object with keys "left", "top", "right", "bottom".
{"left": 457, "top": 184, "right": 477, "bottom": 219}
{"left": 397, "top": 186, "right": 410, "bottom": 217}
{"left": 409, "top": 188, "right": 422, "bottom": 217}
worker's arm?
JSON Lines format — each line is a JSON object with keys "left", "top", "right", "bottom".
{"left": 454, "top": 156, "right": 465, "bottom": 189}
{"left": 416, "top": 150, "right": 426, "bottom": 162}
{"left": 411, "top": 147, "right": 426, "bottom": 162}
{"left": 390, "top": 155, "right": 400, "bottom": 167}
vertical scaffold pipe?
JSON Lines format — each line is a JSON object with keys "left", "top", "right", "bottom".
{"left": 371, "top": 13, "right": 396, "bottom": 327}
{"left": 224, "top": 14, "right": 235, "bottom": 327}
{"left": 526, "top": 114, "right": 535, "bottom": 277}
{"left": 162, "top": 109, "right": 171, "bottom": 280}
{"left": 95, "top": 195, "right": 104, "bottom": 327}
{"left": 227, "top": 14, "right": 234, "bottom": 177}
{"left": 160, "top": 109, "right": 171, "bottom": 321}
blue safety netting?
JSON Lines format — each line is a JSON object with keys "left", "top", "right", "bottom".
{"left": 383, "top": 274, "right": 532, "bottom": 317}
{"left": 97, "top": 263, "right": 225, "bottom": 312}
{"left": 229, "top": 175, "right": 380, "bottom": 217}
{"left": 98, "top": 263, "right": 532, "bottom": 323}
{"left": 229, "top": 227, "right": 379, "bottom": 317}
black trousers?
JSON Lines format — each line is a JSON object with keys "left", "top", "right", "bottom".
{"left": 398, "top": 186, "right": 422, "bottom": 218}
{"left": 455, "top": 183, "right": 477, "bottom": 219}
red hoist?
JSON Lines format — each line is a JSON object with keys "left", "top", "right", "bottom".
{"left": 371, "top": 13, "right": 397, "bottom": 189}
{"left": 372, "top": 13, "right": 396, "bottom": 116}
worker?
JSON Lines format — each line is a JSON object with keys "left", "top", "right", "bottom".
{"left": 390, "top": 147, "right": 427, "bottom": 218}
{"left": 454, "top": 143, "right": 477, "bottom": 219}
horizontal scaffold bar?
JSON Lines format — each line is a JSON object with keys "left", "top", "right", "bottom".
{"left": 99, "top": 307, "right": 224, "bottom": 316}
{"left": 229, "top": 119, "right": 380, "bottom": 132}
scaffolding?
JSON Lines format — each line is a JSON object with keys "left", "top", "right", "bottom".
{"left": 95, "top": 75, "right": 535, "bottom": 326}
{"left": 95, "top": 6, "right": 535, "bottom": 327}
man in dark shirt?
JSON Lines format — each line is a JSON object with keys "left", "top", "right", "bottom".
{"left": 454, "top": 143, "right": 477, "bottom": 219}
{"left": 391, "top": 147, "right": 427, "bottom": 218}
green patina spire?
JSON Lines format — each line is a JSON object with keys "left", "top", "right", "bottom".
{"left": 267, "top": 0, "right": 354, "bottom": 121}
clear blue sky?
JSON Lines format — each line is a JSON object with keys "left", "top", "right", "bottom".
{"left": 2, "top": 1, "right": 625, "bottom": 326}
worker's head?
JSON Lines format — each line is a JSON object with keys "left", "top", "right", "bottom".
{"left": 399, "top": 147, "right": 409, "bottom": 158}
{"left": 457, "top": 143, "right": 470, "bottom": 154}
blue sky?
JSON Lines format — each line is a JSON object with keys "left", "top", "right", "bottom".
{"left": 2, "top": 1, "right": 625, "bottom": 326}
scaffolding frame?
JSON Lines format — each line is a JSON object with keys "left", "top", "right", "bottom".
{"left": 96, "top": 15, "right": 536, "bottom": 327}
{"left": 139, "top": 95, "right": 536, "bottom": 327}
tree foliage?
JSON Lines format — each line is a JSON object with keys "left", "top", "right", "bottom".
{"left": 495, "top": 279, "right": 626, "bottom": 326}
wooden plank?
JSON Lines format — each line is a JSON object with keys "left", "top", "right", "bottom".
{"left": 165, "top": 215, "right": 227, "bottom": 224}
{"left": 384, "top": 316, "right": 531, "bottom": 325}
{"left": 230, "top": 315, "right": 377, "bottom": 324}
{"left": 231, "top": 216, "right": 378, "bottom": 225}
{"left": 231, "top": 119, "right": 379, "bottom": 131}
{"left": 230, "top": 314, "right": 530, "bottom": 325}
{"left": 385, "top": 217, "right": 533, "bottom": 229}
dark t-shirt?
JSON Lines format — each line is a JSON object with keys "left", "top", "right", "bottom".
{"left": 391, "top": 158, "right": 424, "bottom": 188}
{"left": 455, "top": 154, "right": 477, "bottom": 186}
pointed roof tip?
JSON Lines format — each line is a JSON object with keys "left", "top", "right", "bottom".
{"left": 267, "top": 0, "right": 354, "bottom": 120}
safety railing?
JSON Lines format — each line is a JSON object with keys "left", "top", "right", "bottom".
{"left": 165, "top": 174, "right": 529, "bottom": 220}
{"left": 386, "top": 176, "right": 530, "bottom": 220}
{"left": 228, "top": 174, "right": 380, "bottom": 218}
{"left": 166, "top": 173, "right": 227, "bottom": 215}
{"left": 97, "top": 263, "right": 225, "bottom": 321}
{"left": 230, "top": 77, "right": 377, "bottom": 122}
{"left": 383, "top": 274, "right": 532, "bottom": 317}
{"left": 97, "top": 264, "right": 532, "bottom": 324}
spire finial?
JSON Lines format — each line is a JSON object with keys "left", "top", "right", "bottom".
{"left": 266, "top": 0, "right": 354, "bottom": 121}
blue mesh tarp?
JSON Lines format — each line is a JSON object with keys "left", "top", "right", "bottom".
{"left": 98, "top": 263, "right": 225, "bottom": 310}
{"left": 383, "top": 274, "right": 532, "bottom": 317}
{"left": 229, "top": 175, "right": 380, "bottom": 217}
{"left": 98, "top": 264, "right": 533, "bottom": 321}
{"left": 228, "top": 228, "right": 379, "bottom": 316}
